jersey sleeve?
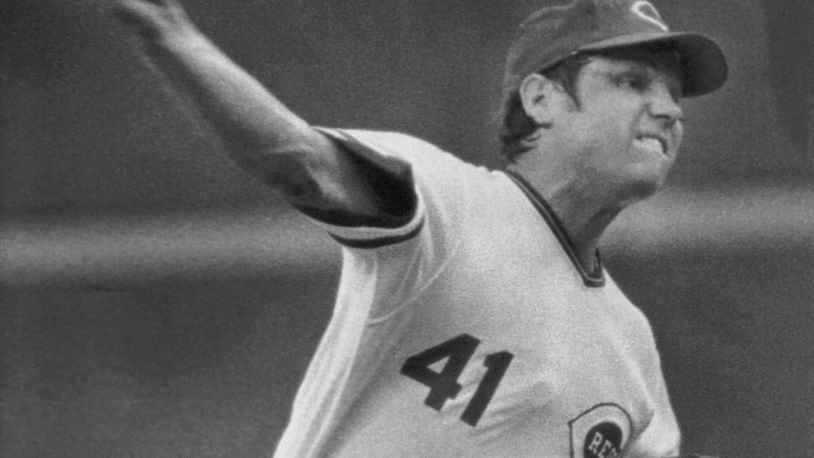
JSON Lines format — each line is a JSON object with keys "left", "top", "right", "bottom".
{"left": 630, "top": 381, "right": 681, "bottom": 457}
{"left": 304, "top": 127, "right": 475, "bottom": 317}
{"left": 627, "top": 345, "right": 682, "bottom": 457}
{"left": 302, "top": 127, "right": 426, "bottom": 248}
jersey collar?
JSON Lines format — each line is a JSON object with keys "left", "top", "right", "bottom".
{"left": 503, "top": 171, "right": 605, "bottom": 288}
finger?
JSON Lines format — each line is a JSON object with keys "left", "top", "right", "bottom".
{"left": 112, "top": 0, "right": 159, "bottom": 23}
{"left": 111, "top": 2, "right": 170, "bottom": 42}
{"left": 112, "top": 0, "right": 190, "bottom": 29}
{"left": 139, "top": 0, "right": 186, "bottom": 14}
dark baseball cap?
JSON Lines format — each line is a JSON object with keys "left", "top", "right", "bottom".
{"left": 502, "top": 0, "right": 728, "bottom": 98}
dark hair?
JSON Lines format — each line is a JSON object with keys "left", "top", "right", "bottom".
{"left": 498, "top": 53, "right": 593, "bottom": 163}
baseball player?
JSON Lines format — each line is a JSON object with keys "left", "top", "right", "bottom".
{"left": 113, "top": 0, "right": 727, "bottom": 456}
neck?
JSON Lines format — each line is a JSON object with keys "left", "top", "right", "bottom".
{"left": 548, "top": 184, "right": 622, "bottom": 270}
{"left": 505, "top": 162, "right": 626, "bottom": 271}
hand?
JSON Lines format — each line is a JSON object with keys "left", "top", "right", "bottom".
{"left": 112, "top": 0, "right": 199, "bottom": 43}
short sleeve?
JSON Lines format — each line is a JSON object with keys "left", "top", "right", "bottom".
{"left": 300, "top": 128, "right": 477, "bottom": 315}
{"left": 297, "top": 127, "right": 425, "bottom": 249}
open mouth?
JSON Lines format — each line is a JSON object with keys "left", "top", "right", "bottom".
{"left": 634, "top": 135, "right": 667, "bottom": 156}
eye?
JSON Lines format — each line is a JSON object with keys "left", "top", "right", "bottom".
{"left": 613, "top": 73, "right": 648, "bottom": 92}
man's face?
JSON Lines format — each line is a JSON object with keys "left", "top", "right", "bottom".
{"left": 552, "top": 48, "right": 685, "bottom": 202}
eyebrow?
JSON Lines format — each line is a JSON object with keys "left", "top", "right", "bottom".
{"left": 590, "top": 51, "right": 681, "bottom": 73}
{"left": 590, "top": 58, "right": 684, "bottom": 96}
{"left": 585, "top": 62, "right": 653, "bottom": 83}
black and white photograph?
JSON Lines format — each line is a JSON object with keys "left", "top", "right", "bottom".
{"left": 1, "top": 0, "right": 812, "bottom": 456}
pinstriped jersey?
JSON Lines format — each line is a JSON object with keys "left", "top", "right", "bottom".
{"left": 273, "top": 129, "right": 681, "bottom": 457}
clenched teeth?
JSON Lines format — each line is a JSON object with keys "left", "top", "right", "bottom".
{"left": 635, "top": 136, "right": 666, "bottom": 155}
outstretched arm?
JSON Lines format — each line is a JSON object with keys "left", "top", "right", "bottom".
{"left": 112, "top": 0, "right": 404, "bottom": 219}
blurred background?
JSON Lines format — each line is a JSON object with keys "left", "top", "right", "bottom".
{"left": 1, "top": 0, "right": 812, "bottom": 456}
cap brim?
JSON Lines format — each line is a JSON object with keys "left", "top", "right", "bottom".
{"left": 578, "top": 31, "right": 728, "bottom": 97}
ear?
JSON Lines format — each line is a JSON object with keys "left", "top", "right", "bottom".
{"left": 518, "top": 73, "right": 557, "bottom": 127}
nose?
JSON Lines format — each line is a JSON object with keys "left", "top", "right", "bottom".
{"left": 647, "top": 83, "right": 684, "bottom": 128}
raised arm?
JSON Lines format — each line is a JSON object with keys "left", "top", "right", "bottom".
{"left": 112, "top": 0, "right": 409, "bottom": 221}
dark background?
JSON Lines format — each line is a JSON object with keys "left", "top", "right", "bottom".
{"left": 1, "top": 0, "right": 812, "bottom": 456}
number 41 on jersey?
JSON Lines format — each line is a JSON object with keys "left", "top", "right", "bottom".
{"left": 400, "top": 333, "right": 513, "bottom": 427}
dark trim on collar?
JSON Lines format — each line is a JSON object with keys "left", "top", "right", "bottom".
{"left": 503, "top": 171, "right": 605, "bottom": 288}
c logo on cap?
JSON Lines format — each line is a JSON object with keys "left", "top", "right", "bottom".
{"left": 631, "top": 0, "right": 668, "bottom": 31}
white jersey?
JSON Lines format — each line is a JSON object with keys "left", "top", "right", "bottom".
{"left": 273, "top": 129, "right": 680, "bottom": 457}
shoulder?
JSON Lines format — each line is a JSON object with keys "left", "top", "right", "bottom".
{"left": 322, "top": 128, "right": 444, "bottom": 156}
{"left": 317, "top": 128, "right": 480, "bottom": 176}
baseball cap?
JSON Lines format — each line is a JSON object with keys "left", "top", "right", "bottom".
{"left": 502, "top": 0, "right": 728, "bottom": 98}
